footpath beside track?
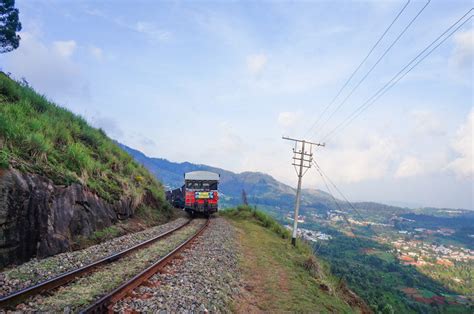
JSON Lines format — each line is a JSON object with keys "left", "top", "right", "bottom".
{"left": 0, "top": 218, "right": 209, "bottom": 311}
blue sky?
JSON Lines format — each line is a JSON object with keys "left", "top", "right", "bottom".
{"left": 1, "top": 0, "right": 472, "bottom": 209}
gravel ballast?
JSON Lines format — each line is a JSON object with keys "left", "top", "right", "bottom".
{"left": 114, "top": 217, "right": 240, "bottom": 313}
{"left": 0, "top": 217, "right": 189, "bottom": 297}
{"left": 13, "top": 219, "right": 206, "bottom": 312}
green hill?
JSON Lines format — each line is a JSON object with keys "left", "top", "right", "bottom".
{"left": 0, "top": 73, "right": 167, "bottom": 205}
{"left": 0, "top": 73, "right": 171, "bottom": 267}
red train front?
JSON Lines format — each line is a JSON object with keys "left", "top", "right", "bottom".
{"left": 184, "top": 171, "right": 220, "bottom": 216}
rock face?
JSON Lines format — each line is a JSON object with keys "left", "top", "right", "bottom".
{"left": 0, "top": 168, "right": 138, "bottom": 268}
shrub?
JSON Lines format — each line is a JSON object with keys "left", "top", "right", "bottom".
{"left": 78, "top": 127, "right": 102, "bottom": 148}
{"left": 25, "top": 133, "right": 51, "bottom": 156}
{"left": 0, "top": 115, "right": 14, "bottom": 139}
{"left": 66, "top": 143, "right": 94, "bottom": 174}
{"left": 0, "top": 149, "right": 9, "bottom": 169}
{"left": 0, "top": 73, "right": 20, "bottom": 101}
{"left": 134, "top": 175, "right": 144, "bottom": 183}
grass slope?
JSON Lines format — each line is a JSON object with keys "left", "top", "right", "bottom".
{"left": 0, "top": 73, "right": 169, "bottom": 215}
{"left": 222, "top": 206, "right": 369, "bottom": 313}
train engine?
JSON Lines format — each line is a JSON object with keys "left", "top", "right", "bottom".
{"left": 184, "top": 171, "right": 220, "bottom": 216}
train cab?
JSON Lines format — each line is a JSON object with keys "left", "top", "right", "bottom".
{"left": 184, "top": 171, "right": 220, "bottom": 216}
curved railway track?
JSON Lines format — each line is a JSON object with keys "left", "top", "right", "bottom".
{"left": 0, "top": 217, "right": 209, "bottom": 311}
{"left": 82, "top": 217, "right": 210, "bottom": 313}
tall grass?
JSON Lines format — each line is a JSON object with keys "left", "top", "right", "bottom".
{"left": 221, "top": 205, "right": 292, "bottom": 239}
{"left": 0, "top": 72, "right": 169, "bottom": 215}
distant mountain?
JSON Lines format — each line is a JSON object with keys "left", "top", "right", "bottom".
{"left": 120, "top": 144, "right": 338, "bottom": 212}
{"left": 120, "top": 144, "right": 471, "bottom": 222}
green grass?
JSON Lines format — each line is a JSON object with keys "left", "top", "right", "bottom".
{"left": 221, "top": 205, "right": 292, "bottom": 240}
{"left": 0, "top": 72, "right": 170, "bottom": 214}
{"left": 221, "top": 206, "right": 365, "bottom": 313}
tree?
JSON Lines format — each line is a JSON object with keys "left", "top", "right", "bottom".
{"left": 0, "top": 0, "right": 21, "bottom": 53}
{"left": 241, "top": 189, "right": 248, "bottom": 206}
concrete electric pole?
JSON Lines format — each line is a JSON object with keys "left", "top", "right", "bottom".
{"left": 282, "top": 136, "right": 324, "bottom": 246}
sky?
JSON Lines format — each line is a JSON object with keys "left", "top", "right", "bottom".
{"left": 0, "top": 0, "right": 472, "bottom": 209}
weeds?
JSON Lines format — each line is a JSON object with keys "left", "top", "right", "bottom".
{"left": 90, "top": 226, "right": 122, "bottom": 243}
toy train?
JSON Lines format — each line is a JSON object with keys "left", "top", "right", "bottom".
{"left": 166, "top": 171, "right": 220, "bottom": 216}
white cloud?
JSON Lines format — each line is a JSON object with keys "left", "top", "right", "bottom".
{"left": 134, "top": 22, "right": 171, "bottom": 42}
{"left": 395, "top": 156, "right": 425, "bottom": 178}
{"left": 53, "top": 40, "right": 77, "bottom": 58}
{"left": 410, "top": 109, "right": 445, "bottom": 136}
{"left": 4, "top": 32, "right": 86, "bottom": 100}
{"left": 318, "top": 136, "right": 398, "bottom": 183}
{"left": 246, "top": 53, "right": 267, "bottom": 75}
{"left": 89, "top": 45, "right": 103, "bottom": 60}
{"left": 89, "top": 115, "right": 123, "bottom": 139}
{"left": 278, "top": 111, "right": 301, "bottom": 128}
{"left": 451, "top": 28, "right": 473, "bottom": 69}
{"left": 447, "top": 110, "right": 473, "bottom": 178}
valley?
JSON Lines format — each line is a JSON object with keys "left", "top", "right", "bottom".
{"left": 124, "top": 144, "right": 473, "bottom": 313}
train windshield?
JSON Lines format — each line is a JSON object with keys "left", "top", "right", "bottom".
{"left": 185, "top": 181, "right": 218, "bottom": 190}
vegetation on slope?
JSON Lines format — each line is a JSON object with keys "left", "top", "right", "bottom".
{"left": 307, "top": 223, "right": 473, "bottom": 314}
{"left": 221, "top": 206, "right": 369, "bottom": 313}
{"left": 0, "top": 73, "right": 168, "bottom": 212}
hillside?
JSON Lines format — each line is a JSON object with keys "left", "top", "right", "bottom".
{"left": 0, "top": 73, "right": 172, "bottom": 267}
{"left": 221, "top": 206, "right": 370, "bottom": 313}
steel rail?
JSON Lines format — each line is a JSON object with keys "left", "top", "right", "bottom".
{"left": 81, "top": 217, "right": 210, "bottom": 314}
{"left": 0, "top": 218, "right": 191, "bottom": 309}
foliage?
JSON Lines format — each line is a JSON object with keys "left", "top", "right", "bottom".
{"left": 0, "top": 72, "right": 168, "bottom": 219}
{"left": 314, "top": 227, "right": 473, "bottom": 313}
{"left": 0, "top": 0, "right": 21, "bottom": 53}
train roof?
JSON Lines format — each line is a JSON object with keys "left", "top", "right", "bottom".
{"left": 184, "top": 171, "right": 220, "bottom": 181}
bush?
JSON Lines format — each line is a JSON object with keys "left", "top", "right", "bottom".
{"left": 0, "top": 73, "right": 20, "bottom": 101}
{"left": 66, "top": 143, "right": 94, "bottom": 174}
{"left": 0, "top": 149, "right": 9, "bottom": 169}
{"left": 25, "top": 133, "right": 51, "bottom": 156}
{"left": 78, "top": 127, "right": 102, "bottom": 148}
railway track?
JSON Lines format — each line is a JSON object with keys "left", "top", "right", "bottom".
{"left": 0, "top": 218, "right": 209, "bottom": 312}
{"left": 82, "top": 217, "right": 210, "bottom": 313}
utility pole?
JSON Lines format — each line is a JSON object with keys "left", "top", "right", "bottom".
{"left": 282, "top": 136, "right": 324, "bottom": 246}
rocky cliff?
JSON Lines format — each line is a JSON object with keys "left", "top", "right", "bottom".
{"left": 0, "top": 168, "right": 149, "bottom": 267}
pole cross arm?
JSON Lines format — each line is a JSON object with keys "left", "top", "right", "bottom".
{"left": 282, "top": 136, "right": 325, "bottom": 147}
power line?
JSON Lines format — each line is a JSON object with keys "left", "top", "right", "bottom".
{"left": 313, "top": 0, "right": 431, "bottom": 140}
{"left": 313, "top": 163, "right": 356, "bottom": 237}
{"left": 322, "top": 10, "right": 473, "bottom": 143}
{"left": 303, "top": 0, "right": 411, "bottom": 138}
{"left": 313, "top": 159, "right": 380, "bottom": 238}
